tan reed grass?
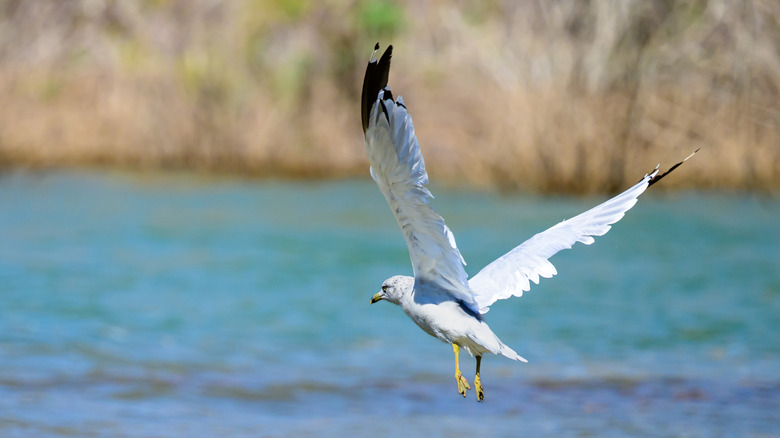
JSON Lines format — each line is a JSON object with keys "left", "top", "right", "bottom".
{"left": 0, "top": 0, "right": 777, "bottom": 192}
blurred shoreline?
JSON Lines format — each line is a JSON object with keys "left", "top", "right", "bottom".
{"left": 1, "top": 1, "right": 778, "bottom": 193}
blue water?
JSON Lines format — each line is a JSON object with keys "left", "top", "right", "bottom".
{"left": 0, "top": 170, "right": 778, "bottom": 437}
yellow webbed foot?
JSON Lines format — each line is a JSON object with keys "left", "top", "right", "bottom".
{"left": 475, "top": 374, "right": 484, "bottom": 402}
{"left": 455, "top": 370, "right": 471, "bottom": 397}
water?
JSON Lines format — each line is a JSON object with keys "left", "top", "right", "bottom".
{"left": 0, "top": 170, "right": 778, "bottom": 437}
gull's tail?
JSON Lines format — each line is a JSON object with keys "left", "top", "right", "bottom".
{"left": 499, "top": 343, "right": 528, "bottom": 363}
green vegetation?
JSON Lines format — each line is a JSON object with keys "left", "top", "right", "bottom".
{"left": 0, "top": 0, "right": 777, "bottom": 192}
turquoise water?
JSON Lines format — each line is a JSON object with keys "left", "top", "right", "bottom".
{"left": 0, "top": 170, "right": 778, "bottom": 437}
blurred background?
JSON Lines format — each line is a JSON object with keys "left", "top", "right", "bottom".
{"left": 1, "top": 1, "right": 779, "bottom": 437}
{"left": 0, "top": 0, "right": 778, "bottom": 192}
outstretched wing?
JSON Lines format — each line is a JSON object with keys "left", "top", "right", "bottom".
{"left": 362, "top": 44, "right": 477, "bottom": 311}
{"left": 469, "top": 151, "right": 698, "bottom": 314}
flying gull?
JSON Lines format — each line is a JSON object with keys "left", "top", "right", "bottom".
{"left": 361, "top": 43, "right": 696, "bottom": 402}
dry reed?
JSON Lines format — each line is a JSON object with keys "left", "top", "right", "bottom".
{"left": 0, "top": 0, "right": 778, "bottom": 192}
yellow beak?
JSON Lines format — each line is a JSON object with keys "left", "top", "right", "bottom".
{"left": 370, "top": 292, "right": 383, "bottom": 304}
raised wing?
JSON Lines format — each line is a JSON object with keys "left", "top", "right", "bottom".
{"left": 362, "top": 44, "right": 477, "bottom": 311}
{"left": 469, "top": 151, "right": 698, "bottom": 314}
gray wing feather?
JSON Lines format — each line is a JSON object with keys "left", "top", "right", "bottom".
{"left": 365, "top": 90, "right": 477, "bottom": 311}
{"left": 468, "top": 172, "right": 657, "bottom": 314}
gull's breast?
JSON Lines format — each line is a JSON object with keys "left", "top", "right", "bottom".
{"left": 401, "top": 294, "right": 481, "bottom": 345}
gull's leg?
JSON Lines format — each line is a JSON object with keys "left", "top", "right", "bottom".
{"left": 474, "top": 355, "right": 484, "bottom": 402}
{"left": 453, "top": 344, "right": 470, "bottom": 397}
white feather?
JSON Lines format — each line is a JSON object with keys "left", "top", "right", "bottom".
{"left": 468, "top": 171, "right": 657, "bottom": 313}
{"left": 364, "top": 89, "right": 477, "bottom": 312}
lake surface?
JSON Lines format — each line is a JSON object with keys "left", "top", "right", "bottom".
{"left": 0, "top": 170, "right": 778, "bottom": 437}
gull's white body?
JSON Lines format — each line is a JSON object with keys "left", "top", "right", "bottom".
{"left": 382, "top": 275, "right": 524, "bottom": 360}
{"left": 362, "top": 44, "right": 694, "bottom": 399}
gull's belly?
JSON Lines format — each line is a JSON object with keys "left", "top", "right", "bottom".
{"left": 402, "top": 299, "right": 478, "bottom": 345}
{"left": 399, "top": 293, "right": 511, "bottom": 358}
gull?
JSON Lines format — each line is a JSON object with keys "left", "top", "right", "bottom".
{"left": 361, "top": 43, "right": 696, "bottom": 402}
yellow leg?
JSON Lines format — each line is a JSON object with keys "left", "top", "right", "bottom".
{"left": 475, "top": 355, "right": 484, "bottom": 402}
{"left": 453, "top": 344, "right": 470, "bottom": 397}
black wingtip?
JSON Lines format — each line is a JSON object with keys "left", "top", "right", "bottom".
{"left": 361, "top": 44, "right": 393, "bottom": 134}
{"left": 647, "top": 148, "right": 699, "bottom": 187}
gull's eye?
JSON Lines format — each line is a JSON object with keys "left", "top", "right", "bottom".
{"left": 382, "top": 285, "right": 388, "bottom": 291}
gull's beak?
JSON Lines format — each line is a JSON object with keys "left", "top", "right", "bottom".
{"left": 370, "top": 291, "right": 384, "bottom": 304}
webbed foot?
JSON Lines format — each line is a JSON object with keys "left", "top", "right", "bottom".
{"left": 475, "top": 374, "right": 484, "bottom": 402}
{"left": 455, "top": 370, "right": 471, "bottom": 397}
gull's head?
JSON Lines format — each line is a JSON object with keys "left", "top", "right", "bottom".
{"left": 370, "top": 275, "right": 414, "bottom": 305}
